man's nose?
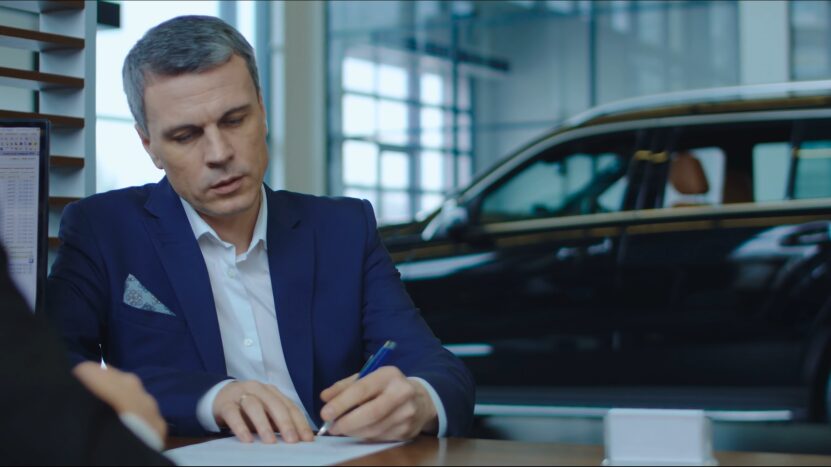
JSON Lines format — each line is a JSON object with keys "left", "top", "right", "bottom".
{"left": 204, "top": 127, "right": 233, "bottom": 166}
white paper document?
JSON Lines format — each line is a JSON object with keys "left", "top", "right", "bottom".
{"left": 165, "top": 436, "right": 405, "bottom": 466}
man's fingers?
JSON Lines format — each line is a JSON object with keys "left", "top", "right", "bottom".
{"left": 221, "top": 403, "right": 254, "bottom": 443}
{"left": 332, "top": 394, "right": 398, "bottom": 437}
{"left": 255, "top": 390, "right": 299, "bottom": 443}
{"left": 321, "top": 367, "right": 404, "bottom": 424}
{"left": 347, "top": 402, "right": 415, "bottom": 441}
{"left": 329, "top": 387, "right": 402, "bottom": 436}
{"left": 259, "top": 385, "right": 316, "bottom": 442}
{"left": 239, "top": 395, "right": 277, "bottom": 443}
{"left": 71, "top": 361, "right": 100, "bottom": 380}
{"left": 275, "top": 389, "right": 315, "bottom": 441}
{"left": 321, "top": 375, "right": 385, "bottom": 424}
{"left": 320, "top": 373, "right": 358, "bottom": 402}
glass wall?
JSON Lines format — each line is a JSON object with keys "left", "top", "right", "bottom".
{"left": 327, "top": 0, "right": 740, "bottom": 225}
{"left": 791, "top": 0, "right": 831, "bottom": 81}
{"left": 595, "top": 1, "right": 738, "bottom": 103}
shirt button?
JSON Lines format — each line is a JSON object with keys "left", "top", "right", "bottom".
{"left": 244, "top": 338, "right": 253, "bottom": 347}
{"left": 227, "top": 268, "right": 237, "bottom": 279}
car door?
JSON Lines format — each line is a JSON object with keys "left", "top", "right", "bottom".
{"left": 398, "top": 128, "right": 646, "bottom": 387}
{"left": 615, "top": 116, "right": 831, "bottom": 402}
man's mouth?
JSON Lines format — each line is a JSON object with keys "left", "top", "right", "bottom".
{"left": 210, "top": 175, "right": 243, "bottom": 194}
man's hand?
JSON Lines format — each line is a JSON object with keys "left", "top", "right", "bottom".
{"left": 72, "top": 362, "right": 167, "bottom": 441}
{"left": 213, "top": 380, "right": 315, "bottom": 444}
{"left": 319, "top": 366, "right": 438, "bottom": 441}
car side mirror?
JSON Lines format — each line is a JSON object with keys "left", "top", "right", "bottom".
{"left": 422, "top": 199, "right": 470, "bottom": 241}
{"left": 445, "top": 207, "right": 470, "bottom": 241}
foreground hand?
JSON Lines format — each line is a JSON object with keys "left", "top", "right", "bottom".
{"left": 72, "top": 362, "right": 167, "bottom": 441}
{"left": 319, "top": 366, "right": 438, "bottom": 441}
{"left": 213, "top": 380, "right": 315, "bottom": 444}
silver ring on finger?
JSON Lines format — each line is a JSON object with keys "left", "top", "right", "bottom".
{"left": 238, "top": 393, "right": 254, "bottom": 406}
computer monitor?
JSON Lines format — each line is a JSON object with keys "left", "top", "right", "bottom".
{"left": 0, "top": 119, "right": 49, "bottom": 314}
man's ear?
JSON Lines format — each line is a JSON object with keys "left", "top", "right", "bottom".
{"left": 136, "top": 124, "right": 164, "bottom": 170}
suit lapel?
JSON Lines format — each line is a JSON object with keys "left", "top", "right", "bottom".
{"left": 266, "top": 189, "right": 316, "bottom": 421}
{"left": 142, "top": 178, "right": 226, "bottom": 375}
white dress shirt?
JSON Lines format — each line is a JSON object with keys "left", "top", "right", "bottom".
{"left": 182, "top": 187, "right": 447, "bottom": 436}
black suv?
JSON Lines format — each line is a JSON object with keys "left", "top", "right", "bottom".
{"left": 380, "top": 82, "right": 831, "bottom": 422}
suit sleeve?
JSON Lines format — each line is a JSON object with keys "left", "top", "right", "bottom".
{"left": 47, "top": 202, "right": 227, "bottom": 435}
{"left": 357, "top": 199, "right": 476, "bottom": 437}
{"left": 0, "top": 246, "right": 172, "bottom": 465}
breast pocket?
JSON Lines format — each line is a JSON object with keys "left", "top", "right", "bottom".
{"left": 114, "top": 303, "right": 188, "bottom": 333}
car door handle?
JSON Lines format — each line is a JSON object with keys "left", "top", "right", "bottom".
{"left": 556, "top": 239, "right": 613, "bottom": 260}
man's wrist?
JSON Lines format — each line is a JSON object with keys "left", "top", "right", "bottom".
{"left": 408, "top": 377, "right": 446, "bottom": 437}
{"left": 196, "top": 379, "right": 235, "bottom": 432}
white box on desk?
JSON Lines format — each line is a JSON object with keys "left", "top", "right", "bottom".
{"left": 603, "top": 408, "right": 717, "bottom": 466}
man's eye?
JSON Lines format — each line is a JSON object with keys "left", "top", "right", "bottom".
{"left": 223, "top": 117, "right": 244, "bottom": 126}
{"left": 172, "top": 133, "right": 194, "bottom": 143}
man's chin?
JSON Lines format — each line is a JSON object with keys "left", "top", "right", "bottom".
{"left": 196, "top": 194, "right": 260, "bottom": 220}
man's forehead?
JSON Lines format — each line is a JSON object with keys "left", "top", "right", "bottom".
{"left": 143, "top": 55, "right": 254, "bottom": 98}
{"left": 142, "top": 57, "right": 258, "bottom": 128}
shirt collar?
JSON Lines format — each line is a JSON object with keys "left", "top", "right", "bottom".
{"left": 180, "top": 185, "right": 269, "bottom": 254}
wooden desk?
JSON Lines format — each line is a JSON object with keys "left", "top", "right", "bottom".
{"left": 167, "top": 436, "right": 831, "bottom": 466}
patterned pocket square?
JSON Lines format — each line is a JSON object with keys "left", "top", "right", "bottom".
{"left": 123, "top": 274, "right": 175, "bottom": 316}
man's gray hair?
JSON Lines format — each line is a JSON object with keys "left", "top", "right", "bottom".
{"left": 122, "top": 15, "right": 260, "bottom": 135}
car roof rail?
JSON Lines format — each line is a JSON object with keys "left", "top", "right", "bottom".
{"left": 565, "top": 80, "right": 831, "bottom": 128}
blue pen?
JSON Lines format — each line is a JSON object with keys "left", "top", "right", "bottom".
{"left": 317, "top": 340, "right": 397, "bottom": 436}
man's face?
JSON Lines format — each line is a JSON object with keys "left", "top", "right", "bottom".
{"left": 138, "top": 54, "right": 268, "bottom": 221}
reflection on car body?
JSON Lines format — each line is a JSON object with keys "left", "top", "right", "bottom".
{"left": 380, "top": 81, "right": 831, "bottom": 422}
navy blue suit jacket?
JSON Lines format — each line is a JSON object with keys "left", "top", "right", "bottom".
{"left": 47, "top": 178, "right": 474, "bottom": 436}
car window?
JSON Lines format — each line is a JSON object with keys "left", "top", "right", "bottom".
{"left": 794, "top": 140, "right": 831, "bottom": 200}
{"left": 661, "top": 147, "right": 726, "bottom": 208}
{"left": 479, "top": 151, "right": 628, "bottom": 223}
{"left": 752, "top": 142, "right": 790, "bottom": 202}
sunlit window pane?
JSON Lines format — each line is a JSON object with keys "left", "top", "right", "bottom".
{"left": 381, "top": 191, "right": 411, "bottom": 224}
{"left": 344, "top": 188, "right": 378, "bottom": 212}
{"left": 97, "top": 1, "right": 220, "bottom": 121}
{"left": 611, "top": 0, "right": 630, "bottom": 33}
{"left": 421, "top": 150, "right": 443, "bottom": 191}
{"left": 237, "top": 0, "right": 256, "bottom": 48}
{"left": 96, "top": 120, "right": 163, "bottom": 193}
{"left": 457, "top": 113, "right": 472, "bottom": 152}
{"left": 421, "top": 73, "right": 443, "bottom": 105}
{"left": 458, "top": 154, "right": 472, "bottom": 187}
{"left": 456, "top": 74, "right": 470, "bottom": 110}
{"left": 546, "top": 1, "right": 574, "bottom": 13}
{"left": 343, "top": 57, "right": 375, "bottom": 93}
{"left": 421, "top": 107, "right": 444, "bottom": 148}
{"left": 381, "top": 151, "right": 409, "bottom": 189}
{"left": 342, "top": 94, "right": 376, "bottom": 137}
{"left": 377, "top": 100, "right": 408, "bottom": 145}
{"left": 420, "top": 193, "right": 444, "bottom": 215}
{"left": 444, "top": 152, "right": 456, "bottom": 188}
{"left": 343, "top": 140, "right": 378, "bottom": 186}
{"left": 443, "top": 112, "right": 455, "bottom": 152}
{"left": 378, "top": 64, "right": 408, "bottom": 99}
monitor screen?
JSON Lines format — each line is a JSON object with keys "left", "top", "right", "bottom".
{"left": 0, "top": 119, "right": 49, "bottom": 313}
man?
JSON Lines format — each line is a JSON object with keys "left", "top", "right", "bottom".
{"left": 0, "top": 243, "right": 171, "bottom": 465}
{"left": 47, "top": 15, "right": 475, "bottom": 442}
